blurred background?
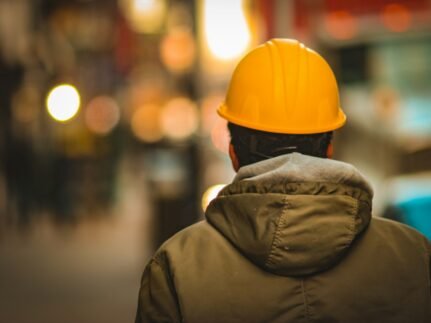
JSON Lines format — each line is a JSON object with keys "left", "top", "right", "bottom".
{"left": 0, "top": 0, "right": 430, "bottom": 322}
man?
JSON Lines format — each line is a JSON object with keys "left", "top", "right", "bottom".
{"left": 136, "top": 39, "right": 431, "bottom": 323}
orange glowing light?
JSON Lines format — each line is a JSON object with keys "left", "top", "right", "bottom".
{"left": 161, "top": 97, "right": 199, "bottom": 140}
{"left": 325, "top": 10, "right": 357, "bottom": 40}
{"left": 85, "top": 96, "right": 120, "bottom": 135}
{"left": 160, "top": 27, "right": 196, "bottom": 73}
{"left": 131, "top": 104, "right": 163, "bottom": 142}
{"left": 381, "top": 3, "right": 411, "bottom": 33}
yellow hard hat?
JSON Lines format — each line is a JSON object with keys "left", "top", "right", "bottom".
{"left": 218, "top": 38, "right": 346, "bottom": 134}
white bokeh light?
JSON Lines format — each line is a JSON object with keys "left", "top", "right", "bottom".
{"left": 204, "top": 0, "right": 251, "bottom": 60}
{"left": 46, "top": 84, "right": 81, "bottom": 122}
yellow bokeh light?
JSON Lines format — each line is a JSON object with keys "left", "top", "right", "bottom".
{"left": 135, "top": 0, "right": 155, "bottom": 11}
{"left": 201, "top": 184, "right": 226, "bottom": 211}
{"left": 204, "top": 0, "right": 251, "bottom": 61}
{"left": 46, "top": 84, "right": 81, "bottom": 122}
{"left": 120, "top": 0, "right": 167, "bottom": 34}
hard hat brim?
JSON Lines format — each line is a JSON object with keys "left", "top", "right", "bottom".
{"left": 218, "top": 103, "right": 346, "bottom": 134}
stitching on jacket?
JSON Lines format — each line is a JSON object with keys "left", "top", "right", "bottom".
{"left": 265, "top": 196, "right": 289, "bottom": 267}
{"left": 225, "top": 181, "right": 372, "bottom": 203}
{"left": 345, "top": 199, "right": 360, "bottom": 244}
{"left": 349, "top": 199, "right": 359, "bottom": 232}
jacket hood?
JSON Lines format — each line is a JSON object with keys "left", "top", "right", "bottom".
{"left": 206, "top": 153, "right": 373, "bottom": 276}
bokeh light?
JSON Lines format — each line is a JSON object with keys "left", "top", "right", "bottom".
{"left": 131, "top": 104, "right": 163, "bottom": 142}
{"left": 160, "top": 27, "right": 196, "bottom": 73}
{"left": 201, "top": 184, "right": 226, "bottom": 211}
{"left": 161, "top": 97, "right": 199, "bottom": 140}
{"left": 203, "top": 0, "right": 251, "bottom": 60}
{"left": 324, "top": 10, "right": 358, "bottom": 40}
{"left": 127, "top": 74, "right": 166, "bottom": 121}
{"left": 119, "top": 0, "right": 167, "bottom": 34}
{"left": 381, "top": 3, "right": 411, "bottom": 33}
{"left": 84, "top": 96, "right": 121, "bottom": 135}
{"left": 46, "top": 84, "right": 81, "bottom": 122}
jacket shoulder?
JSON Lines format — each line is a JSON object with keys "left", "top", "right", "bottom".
{"left": 371, "top": 216, "right": 428, "bottom": 238}
{"left": 369, "top": 216, "right": 430, "bottom": 254}
{"left": 153, "top": 220, "right": 226, "bottom": 260}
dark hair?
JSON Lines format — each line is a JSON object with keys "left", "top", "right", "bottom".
{"left": 228, "top": 122, "right": 333, "bottom": 167}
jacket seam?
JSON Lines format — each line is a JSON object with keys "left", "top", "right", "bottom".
{"left": 301, "top": 279, "right": 311, "bottom": 323}
{"left": 265, "top": 196, "right": 289, "bottom": 267}
{"left": 350, "top": 199, "right": 359, "bottom": 232}
{"left": 223, "top": 181, "right": 371, "bottom": 202}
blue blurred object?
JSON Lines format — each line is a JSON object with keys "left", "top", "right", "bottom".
{"left": 395, "top": 196, "right": 431, "bottom": 240}
{"left": 382, "top": 172, "right": 431, "bottom": 240}
{"left": 399, "top": 97, "right": 431, "bottom": 136}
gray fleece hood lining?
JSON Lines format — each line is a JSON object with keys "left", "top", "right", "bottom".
{"left": 233, "top": 153, "right": 373, "bottom": 197}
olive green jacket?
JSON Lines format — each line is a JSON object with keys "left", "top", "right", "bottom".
{"left": 136, "top": 153, "right": 431, "bottom": 323}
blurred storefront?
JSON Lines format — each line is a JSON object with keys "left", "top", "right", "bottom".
{"left": 0, "top": 1, "right": 430, "bottom": 322}
{"left": 287, "top": 0, "right": 431, "bottom": 232}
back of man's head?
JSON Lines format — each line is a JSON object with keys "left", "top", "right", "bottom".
{"left": 228, "top": 122, "right": 333, "bottom": 167}
{"left": 218, "top": 38, "right": 345, "bottom": 169}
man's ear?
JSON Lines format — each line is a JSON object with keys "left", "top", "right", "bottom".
{"left": 229, "top": 143, "right": 240, "bottom": 172}
{"left": 326, "top": 143, "right": 333, "bottom": 159}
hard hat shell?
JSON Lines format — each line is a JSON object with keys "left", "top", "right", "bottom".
{"left": 218, "top": 39, "right": 346, "bottom": 134}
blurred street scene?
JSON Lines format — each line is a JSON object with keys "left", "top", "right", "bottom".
{"left": 0, "top": 0, "right": 430, "bottom": 322}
